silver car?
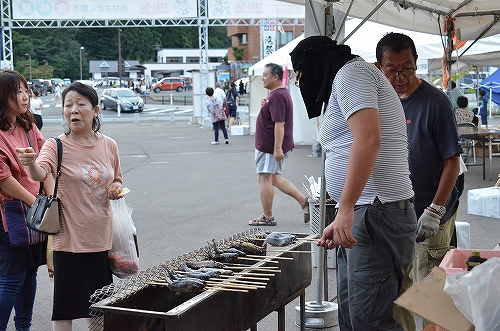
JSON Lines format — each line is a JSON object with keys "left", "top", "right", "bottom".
{"left": 100, "top": 88, "right": 144, "bottom": 112}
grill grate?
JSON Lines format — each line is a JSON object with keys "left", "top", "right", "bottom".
{"left": 88, "top": 228, "right": 267, "bottom": 331}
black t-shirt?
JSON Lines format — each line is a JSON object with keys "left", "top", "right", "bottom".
{"left": 402, "top": 81, "right": 463, "bottom": 223}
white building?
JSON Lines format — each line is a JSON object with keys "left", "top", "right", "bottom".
{"left": 144, "top": 48, "right": 227, "bottom": 79}
{"left": 89, "top": 48, "right": 228, "bottom": 84}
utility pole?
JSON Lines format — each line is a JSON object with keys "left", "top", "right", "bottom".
{"left": 79, "top": 46, "right": 84, "bottom": 80}
{"left": 118, "top": 28, "right": 122, "bottom": 87}
{"left": 24, "top": 53, "right": 31, "bottom": 80}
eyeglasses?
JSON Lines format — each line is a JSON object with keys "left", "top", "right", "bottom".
{"left": 383, "top": 68, "right": 416, "bottom": 79}
{"left": 294, "top": 71, "right": 302, "bottom": 88}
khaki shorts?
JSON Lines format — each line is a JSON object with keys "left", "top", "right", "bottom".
{"left": 255, "top": 149, "right": 287, "bottom": 174}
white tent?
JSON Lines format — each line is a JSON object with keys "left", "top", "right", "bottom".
{"left": 280, "top": 0, "right": 500, "bottom": 41}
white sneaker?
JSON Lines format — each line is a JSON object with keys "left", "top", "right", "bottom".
{"left": 211, "top": 141, "right": 219, "bottom": 145}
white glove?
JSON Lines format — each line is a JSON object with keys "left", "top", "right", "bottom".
{"left": 415, "top": 208, "right": 441, "bottom": 243}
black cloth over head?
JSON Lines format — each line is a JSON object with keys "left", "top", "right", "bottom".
{"left": 290, "top": 36, "right": 356, "bottom": 119}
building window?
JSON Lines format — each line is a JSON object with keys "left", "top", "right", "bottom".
{"left": 208, "top": 57, "right": 220, "bottom": 63}
{"left": 278, "top": 31, "right": 294, "bottom": 46}
{"left": 165, "top": 57, "right": 182, "bottom": 63}
{"left": 186, "top": 57, "right": 199, "bottom": 63}
{"left": 236, "top": 33, "right": 248, "bottom": 46}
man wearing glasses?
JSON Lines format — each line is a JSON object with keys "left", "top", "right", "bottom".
{"left": 375, "top": 33, "right": 462, "bottom": 330}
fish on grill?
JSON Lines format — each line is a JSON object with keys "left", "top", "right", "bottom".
{"left": 229, "top": 240, "right": 267, "bottom": 255}
{"left": 263, "top": 232, "right": 296, "bottom": 247}
{"left": 164, "top": 267, "right": 205, "bottom": 294}
{"left": 185, "top": 260, "right": 225, "bottom": 269}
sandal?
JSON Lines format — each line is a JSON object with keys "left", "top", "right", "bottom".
{"left": 249, "top": 215, "right": 276, "bottom": 226}
{"left": 302, "top": 200, "right": 310, "bottom": 223}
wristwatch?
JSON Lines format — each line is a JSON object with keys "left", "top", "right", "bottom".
{"left": 429, "top": 203, "right": 446, "bottom": 218}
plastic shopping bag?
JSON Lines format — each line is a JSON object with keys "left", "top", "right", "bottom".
{"left": 444, "top": 257, "right": 500, "bottom": 331}
{"left": 108, "top": 198, "right": 139, "bottom": 278}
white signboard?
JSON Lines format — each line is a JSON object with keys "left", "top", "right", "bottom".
{"left": 416, "top": 58, "right": 429, "bottom": 75}
{"left": 13, "top": 0, "right": 198, "bottom": 20}
{"left": 208, "top": 0, "right": 304, "bottom": 19}
{"left": 261, "top": 19, "right": 276, "bottom": 58}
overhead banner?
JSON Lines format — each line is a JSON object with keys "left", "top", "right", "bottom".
{"left": 208, "top": 0, "right": 304, "bottom": 19}
{"left": 12, "top": 0, "right": 198, "bottom": 20}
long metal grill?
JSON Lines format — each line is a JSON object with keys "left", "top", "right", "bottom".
{"left": 90, "top": 228, "right": 311, "bottom": 331}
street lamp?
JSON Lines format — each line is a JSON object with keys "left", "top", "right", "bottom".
{"left": 79, "top": 46, "right": 85, "bottom": 80}
{"left": 24, "top": 53, "right": 31, "bottom": 80}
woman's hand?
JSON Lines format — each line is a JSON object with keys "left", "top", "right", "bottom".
{"left": 15, "top": 147, "right": 37, "bottom": 166}
{"left": 108, "top": 183, "right": 123, "bottom": 200}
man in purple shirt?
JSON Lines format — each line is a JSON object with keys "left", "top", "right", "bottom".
{"left": 249, "top": 63, "right": 309, "bottom": 226}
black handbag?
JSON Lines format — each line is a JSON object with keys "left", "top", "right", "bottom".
{"left": 26, "top": 137, "right": 62, "bottom": 235}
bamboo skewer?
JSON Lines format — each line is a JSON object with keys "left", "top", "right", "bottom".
{"left": 208, "top": 277, "right": 267, "bottom": 286}
{"left": 219, "top": 273, "right": 272, "bottom": 279}
{"left": 267, "top": 250, "right": 314, "bottom": 254}
{"left": 206, "top": 287, "right": 248, "bottom": 293}
{"left": 246, "top": 254, "right": 293, "bottom": 260}
{"left": 225, "top": 266, "right": 281, "bottom": 272}
{"left": 205, "top": 281, "right": 261, "bottom": 290}
{"left": 237, "top": 256, "right": 279, "bottom": 263}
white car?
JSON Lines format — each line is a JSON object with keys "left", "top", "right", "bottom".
{"left": 75, "top": 80, "right": 96, "bottom": 89}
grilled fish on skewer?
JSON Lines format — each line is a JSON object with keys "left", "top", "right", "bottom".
{"left": 207, "top": 245, "right": 239, "bottom": 263}
{"left": 229, "top": 240, "right": 267, "bottom": 255}
{"left": 164, "top": 267, "right": 205, "bottom": 294}
{"left": 185, "top": 260, "right": 225, "bottom": 269}
{"left": 210, "top": 239, "right": 247, "bottom": 257}
{"left": 262, "top": 231, "right": 296, "bottom": 247}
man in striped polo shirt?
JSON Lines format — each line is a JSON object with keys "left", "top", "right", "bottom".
{"left": 291, "top": 36, "right": 417, "bottom": 331}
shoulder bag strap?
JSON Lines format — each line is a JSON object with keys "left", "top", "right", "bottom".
{"left": 52, "top": 137, "right": 62, "bottom": 198}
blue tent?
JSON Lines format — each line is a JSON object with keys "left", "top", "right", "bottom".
{"left": 479, "top": 69, "right": 500, "bottom": 106}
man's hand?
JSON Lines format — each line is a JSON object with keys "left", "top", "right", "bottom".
{"left": 416, "top": 208, "right": 440, "bottom": 242}
{"left": 317, "top": 208, "right": 357, "bottom": 249}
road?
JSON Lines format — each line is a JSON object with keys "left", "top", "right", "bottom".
{"left": 6, "top": 107, "right": 500, "bottom": 331}
{"left": 37, "top": 87, "right": 250, "bottom": 123}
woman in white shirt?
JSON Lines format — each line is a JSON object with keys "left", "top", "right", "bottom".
{"left": 30, "top": 89, "right": 44, "bottom": 129}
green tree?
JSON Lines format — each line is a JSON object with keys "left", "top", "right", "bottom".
{"left": 232, "top": 47, "right": 244, "bottom": 61}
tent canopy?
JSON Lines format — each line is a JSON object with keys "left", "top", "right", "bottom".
{"left": 479, "top": 69, "right": 500, "bottom": 106}
{"left": 279, "top": 0, "right": 500, "bottom": 41}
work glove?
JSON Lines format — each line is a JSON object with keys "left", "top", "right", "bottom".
{"left": 415, "top": 208, "right": 441, "bottom": 243}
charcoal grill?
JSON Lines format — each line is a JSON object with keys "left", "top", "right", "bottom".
{"left": 90, "top": 228, "right": 313, "bottom": 331}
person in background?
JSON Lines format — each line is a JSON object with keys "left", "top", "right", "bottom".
{"left": 17, "top": 82, "right": 124, "bottom": 331}
{"left": 140, "top": 80, "right": 148, "bottom": 98}
{"left": 52, "top": 84, "right": 62, "bottom": 107}
{"left": 30, "top": 90, "right": 43, "bottom": 130}
{"left": 478, "top": 89, "right": 488, "bottom": 128}
{"left": 225, "top": 82, "right": 239, "bottom": 131}
{"left": 291, "top": 36, "right": 416, "bottom": 331}
{"left": 455, "top": 96, "right": 476, "bottom": 125}
{"left": 214, "top": 82, "right": 226, "bottom": 106}
{"left": 0, "top": 70, "right": 49, "bottom": 331}
{"left": 450, "top": 81, "right": 462, "bottom": 109}
{"left": 249, "top": 63, "right": 309, "bottom": 227}
{"left": 375, "top": 32, "right": 462, "bottom": 331}
{"left": 205, "top": 87, "right": 228, "bottom": 145}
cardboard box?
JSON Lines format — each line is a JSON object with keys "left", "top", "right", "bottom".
{"left": 439, "top": 248, "right": 500, "bottom": 274}
{"left": 395, "top": 267, "right": 474, "bottom": 331}
{"left": 467, "top": 187, "right": 500, "bottom": 218}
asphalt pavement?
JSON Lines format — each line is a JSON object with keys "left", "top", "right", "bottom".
{"left": 7, "top": 112, "right": 500, "bottom": 331}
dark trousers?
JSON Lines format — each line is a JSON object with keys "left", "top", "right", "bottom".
{"left": 213, "top": 120, "right": 228, "bottom": 142}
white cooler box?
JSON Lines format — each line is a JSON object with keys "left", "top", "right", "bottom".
{"left": 467, "top": 187, "right": 500, "bottom": 218}
{"left": 230, "top": 125, "right": 249, "bottom": 136}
